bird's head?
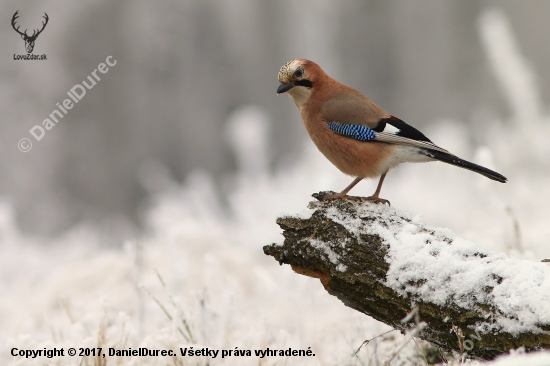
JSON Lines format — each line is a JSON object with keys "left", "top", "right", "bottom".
{"left": 277, "top": 59, "right": 323, "bottom": 107}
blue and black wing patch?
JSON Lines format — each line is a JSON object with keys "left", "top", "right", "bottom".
{"left": 327, "top": 116, "right": 432, "bottom": 144}
{"left": 374, "top": 116, "right": 432, "bottom": 143}
{"left": 326, "top": 122, "right": 376, "bottom": 141}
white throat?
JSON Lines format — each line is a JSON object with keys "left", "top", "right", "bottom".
{"left": 287, "top": 86, "right": 312, "bottom": 108}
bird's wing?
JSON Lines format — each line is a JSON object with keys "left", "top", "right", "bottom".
{"left": 321, "top": 92, "right": 454, "bottom": 154}
{"left": 326, "top": 115, "right": 454, "bottom": 155}
{"left": 321, "top": 92, "right": 388, "bottom": 128}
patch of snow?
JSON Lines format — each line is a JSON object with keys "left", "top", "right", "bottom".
{"left": 478, "top": 350, "right": 550, "bottom": 366}
{"left": 336, "top": 264, "right": 348, "bottom": 272}
{"left": 309, "top": 239, "right": 341, "bottom": 265}
{"left": 324, "top": 200, "right": 550, "bottom": 336}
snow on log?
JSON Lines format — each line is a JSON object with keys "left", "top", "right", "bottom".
{"left": 263, "top": 192, "right": 550, "bottom": 360}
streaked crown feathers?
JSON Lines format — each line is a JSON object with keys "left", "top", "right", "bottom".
{"left": 278, "top": 59, "right": 306, "bottom": 83}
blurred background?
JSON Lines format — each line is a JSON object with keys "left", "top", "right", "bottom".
{"left": 2, "top": 1, "right": 550, "bottom": 365}
{"left": 3, "top": 0, "right": 550, "bottom": 238}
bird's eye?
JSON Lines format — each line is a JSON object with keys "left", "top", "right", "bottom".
{"left": 294, "top": 69, "right": 303, "bottom": 78}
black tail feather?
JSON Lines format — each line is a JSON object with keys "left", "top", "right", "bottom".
{"left": 420, "top": 150, "right": 507, "bottom": 183}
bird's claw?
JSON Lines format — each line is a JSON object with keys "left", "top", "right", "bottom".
{"left": 362, "top": 196, "right": 391, "bottom": 206}
{"left": 313, "top": 191, "right": 357, "bottom": 201}
{"left": 313, "top": 191, "right": 341, "bottom": 201}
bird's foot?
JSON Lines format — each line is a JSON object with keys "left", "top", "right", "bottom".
{"left": 362, "top": 195, "right": 390, "bottom": 206}
{"left": 313, "top": 191, "right": 363, "bottom": 202}
{"left": 313, "top": 191, "right": 389, "bottom": 205}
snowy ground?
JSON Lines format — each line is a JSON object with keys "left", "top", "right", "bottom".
{"left": 2, "top": 8, "right": 550, "bottom": 366}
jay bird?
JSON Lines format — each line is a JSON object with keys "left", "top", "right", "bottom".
{"left": 277, "top": 59, "right": 507, "bottom": 204}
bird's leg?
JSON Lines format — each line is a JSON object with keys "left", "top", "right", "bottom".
{"left": 316, "top": 173, "right": 390, "bottom": 205}
{"left": 338, "top": 177, "right": 363, "bottom": 196}
{"left": 318, "top": 177, "right": 363, "bottom": 200}
{"left": 364, "top": 171, "right": 390, "bottom": 205}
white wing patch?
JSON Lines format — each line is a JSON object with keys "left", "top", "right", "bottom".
{"left": 383, "top": 124, "right": 401, "bottom": 135}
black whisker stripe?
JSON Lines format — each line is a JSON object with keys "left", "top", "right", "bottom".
{"left": 294, "top": 79, "right": 312, "bottom": 88}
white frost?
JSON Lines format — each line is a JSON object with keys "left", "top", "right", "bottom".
{"left": 323, "top": 200, "right": 550, "bottom": 336}
{"left": 309, "top": 238, "right": 341, "bottom": 265}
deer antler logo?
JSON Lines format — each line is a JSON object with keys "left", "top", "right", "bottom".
{"left": 12, "top": 10, "right": 49, "bottom": 54}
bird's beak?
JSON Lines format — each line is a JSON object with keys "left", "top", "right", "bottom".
{"left": 277, "top": 82, "right": 294, "bottom": 94}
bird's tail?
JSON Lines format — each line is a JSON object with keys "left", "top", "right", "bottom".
{"left": 420, "top": 150, "right": 507, "bottom": 183}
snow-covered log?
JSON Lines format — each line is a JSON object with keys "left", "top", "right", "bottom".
{"left": 263, "top": 192, "right": 550, "bottom": 360}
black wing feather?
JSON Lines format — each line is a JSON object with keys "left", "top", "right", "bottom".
{"left": 379, "top": 116, "right": 433, "bottom": 143}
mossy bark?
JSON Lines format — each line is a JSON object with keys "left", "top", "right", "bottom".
{"left": 263, "top": 193, "right": 550, "bottom": 360}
